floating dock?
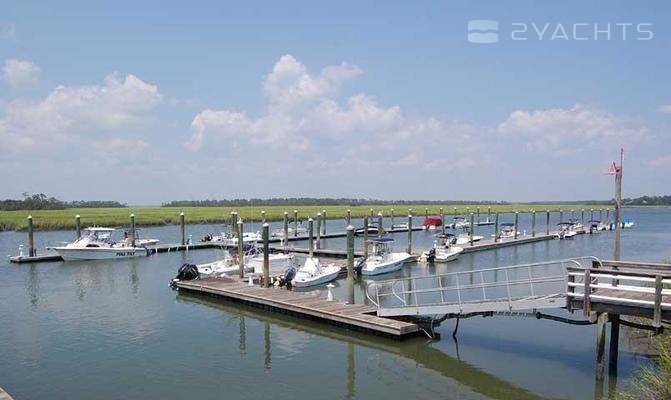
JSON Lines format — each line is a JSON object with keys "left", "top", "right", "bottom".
{"left": 176, "top": 277, "right": 419, "bottom": 339}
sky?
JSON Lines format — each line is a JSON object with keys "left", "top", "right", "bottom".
{"left": 0, "top": 1, "right": 669, "bottom": 204}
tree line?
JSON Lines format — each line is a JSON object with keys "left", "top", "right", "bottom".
{"left": 0, "top": 193, "right": 126, "bottom": 211}
{"left": 162, "top": 198, "right": 512, "bottom": 207}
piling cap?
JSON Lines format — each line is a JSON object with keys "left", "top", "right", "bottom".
{"left": 346, "top": 225, "right": 354, "bottom": 231}
{"left": 75, "top": 214, "right": 80, "bottom": 218}
{"left": 322, "top": 209, "right": 326, "bottom": 213}
{"left": 180, "top": 212, "right": 184, "bottom": 216}
{"left": 284, "top": 211, "right": 288, "bottom": 215}
{"left": 237, "top": 219, "right": 243, "bottom": 225}
{"left": 130, "top": 213, "right": 135, "bottom": 217}
{"left": 308, "top": 217, "right": 313, "bottom": 222}
{"left": 317, "top": 212, "right": 322, "bottom": 216}
{"left": 263, "top": 222, "right": 269, "bottom": 227}
{"left": 27, "top": 215, "right": 32, "bottom": 219}
{"left": 377, "top": 212, "right": 382, "bottom": 216}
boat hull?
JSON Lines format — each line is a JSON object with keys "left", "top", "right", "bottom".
{"left": 54, "top": 247, "right": 147, "bottom": 261}
{"left": 361, "top": 253, "right": 412, "bottom": 276}
{"left": 292, "top": 267, "right": 341, "bottom": 288}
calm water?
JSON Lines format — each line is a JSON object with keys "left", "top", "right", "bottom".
{"left": 1, "top": 207, "right": 669, "bottom": 399}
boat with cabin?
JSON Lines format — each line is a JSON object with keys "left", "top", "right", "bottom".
{"left": 51, "top": 227, "right": 149, "bottom": 261}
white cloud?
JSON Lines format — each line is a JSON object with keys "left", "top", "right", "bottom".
{"left": 186, "top": 54, "right": 478, "bottom": 172}
{"left": 0, "top": 73, "right": 162, "bottom": 152}
{"left": 2, "top": 59, "right": 40, "bottom": 89}
{"left": 658, "top": 104, "right": 671, "bottom": 114}
{"left": 497, "top": 104, "right": 647, "bottom": 152}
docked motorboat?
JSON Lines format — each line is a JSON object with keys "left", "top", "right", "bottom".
{"left": 390, "top": 222, "right": 408, "bottom": 230}
{"left": 555, "top": 222, "right": 578, "bottom": 239}
{"left": 291, "top": 257, "right": 341, "bottom": 288}
{"left": 422, "top": 216, "right": 443, "bottom": 231}
{"left": 122, "top": 229, "right": 159, "bottom": 247}
{"left": 203, "top": 231, "right": 261, "bottom": 246}
{"left": 357, "top": 237, "right": 413, "bottom": 276}
{"left": 568, "top": 219, "right": 585, "bottom": 233}
{"left": 246, "top": 247, "right": 296, "bottom": 274}
{"left": 609, "top": 218, "right": 634, "bottom": 229}
{"left": 420, "top": 235, "right": 463, "bottom": 263}
{"left": 498, "top": 223, "right": 520, "bottom": 239}
{"left": 51, "top": 227, "right": 148, "bottom": 261}
{"left": 588, "top": 220, "right": 608, "bottom": 232}
{"left": 475, "top": 217, "right": 495, "bottom": 226}
{"left": 354, "top": 224, "right": 380, "bottom": 236}
{"left": 447, "top": 217, "right": 470, "bottom": 229}
{"left": 271, "top": 226, "right": 307, "bottom": 237}
{"left": 196, "top": 250, "right": 249, "bottom": 277}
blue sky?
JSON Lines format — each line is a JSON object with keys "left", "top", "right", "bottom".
{"left": 1, "top": 1, "right": 669, "bottom": 204}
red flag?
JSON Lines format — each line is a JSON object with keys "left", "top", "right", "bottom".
{"left": 607, "top": 161, "right": 621, "bottom": 175}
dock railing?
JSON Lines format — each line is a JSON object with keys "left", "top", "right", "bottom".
{"left": 366, "top": 257, "right": 601, "bottom": 317}
{"left": 566, "top": 260, "right": 671, "bottom": 328}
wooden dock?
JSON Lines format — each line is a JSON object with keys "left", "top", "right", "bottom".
{"left": 0, "top": 387, "right": 15, "bottom": 400}
{"left": 176, "top": 277, "right": 419, "bottom": 338}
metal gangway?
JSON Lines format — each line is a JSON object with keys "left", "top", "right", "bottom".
{"left": 366, "top": 257, "right": 602, "bottom": 318}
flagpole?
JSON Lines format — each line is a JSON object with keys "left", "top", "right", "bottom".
{"left": 614, "top": 148, "right": 623, "bottom": 261}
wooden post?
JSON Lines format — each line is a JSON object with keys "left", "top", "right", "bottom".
{"left": 347, "top": 209, "right": 351, "bottom": 225}
{"left": 571, "top": 209, "right": 575, "bottom": 221}
{"left": 653, "top": 275, "right": 663, "bottom": 328}
{"left": 590, "top": 209, "right": 594, "bottom": 221}
{"left": 546, "top": 210, "right": 550, "bottom": 235}
{"left": 599, "top": 209, "right": 603, "bottom": 222}
{"left": 424, "top": 207, "right": 428, "bottom": 220}
{"left": 494, "top": 212, "right": 500, "bottom": 242}
{"left": 293, "top": 210, "right": 298, "bottom": 237}
{"left": 407, "top": 214, "right": 413, "bottom": 254}
{"left": 559, "top": 209, "right": 563, "bottom": 224}
{"left": 346, "top": 225, "right": 354, "bottom": 279}
{"left": 453, "top": 207, "right": 457, "bottom": 218}
{"left": 231, "top": 212, "right": 238, "bottom": 237}
{"left": 130, "top": 213, "right": 136, "bottom": 247}
{"left": 477, "top": 207, "right": 480, "bottom": 219}
{"left": 514, "top": 211, "right": 519, "bottom": 239}
{"left": 377, "top": 212, "right": 383, "bottom": 237}
{"left": 308, "top": 218, "right": 314, "bottom": 258}
{"left": 282, "top": 211, "right": 289, "bottom": 247}
{"left": 75, "top": 214, "right": 81, "bottom": 239}
{"left": 237, "top": 219, "right": 244, "bottom": 279}
{"left": 595, "top": 312, "right": 608, "bottom": 381}
{"left": 469, "top": 213, "right": 474, "bottom": 246}
{"left": 363, "top": 216, "right": 369, "bottom": 257}
{"left": 390, "top": 208, "right": 394, "bottom": 227}
{"left": 179, "top": 212, "right": 185, "bottom": 245}
{"left": 262, "top": 223, "right": 269, "bottom": 288}
{"left": 316, "top": 213, "right": 322, "bottom": 250}
{"left": 581, "top": 209, "right": 585, "bottom": 226}
{"left": 322, "top": 209, "right": 327, "bottom": 235}
{"left": 27, "top": 215, "right": 35, "bottom": 257}
{"left": 261, "top": 210, "right": 266, "bottom": 224}
{"left": 609, "top": 314, "right": 620, "bottom": 375}
{"left": 440, "top": 207, "right": 445, "bottom": 235}
{"left": 566, "top": 273, "right": 575, "bottom": 312}
{"left": 488, "top": 206, "right": 491, "bottom": 219}
{"left": 531, "top": 210, "right": 536, "bottom": 237}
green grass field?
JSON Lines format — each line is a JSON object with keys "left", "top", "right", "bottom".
{"left": 0, "top": 204, "right": 610, "bottom": 231}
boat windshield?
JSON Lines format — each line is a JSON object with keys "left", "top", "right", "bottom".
{"left": 80, "top": 229, "right": 114, "bottom": 243}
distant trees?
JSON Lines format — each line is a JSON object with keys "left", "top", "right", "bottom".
{"left": 623, "top": 195, "right": 671, "bottom": 206}
{"left": 162, "top": 198, "right": 511, "bottom": 207}
{"left": 0, "top": 193, "right": 126, "bottom": 211}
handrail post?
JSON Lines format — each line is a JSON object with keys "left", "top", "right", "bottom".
{"left": 504, "top": 269, "right": 512, "bottom": 309}
{"left": 566, "top": 271, "right": 575, "bottom": 312}
{"left": 653, "top": 275, "right": 663, "bottom": 328}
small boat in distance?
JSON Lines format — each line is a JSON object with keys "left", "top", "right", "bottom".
{"left": 358, "top": 237, "right": 413, "bottom": 276}
{"left": 51, "top": 227, "right": 148, "bottom": 261}
{"left": 390, "top": 222, "right": 408, "bottom": 230}
{"left": 292, "top": 257, "right": 341, "bottom": 288}
{"left": 271, "top": 226, "right": 307, "bottom": 238}
{"left": 420, "top": 234, "right": 463, "bottom": 263}
{"left": 202, "top": 231, "right": 261, "bottom": 246}
{"left": 555, "top": 222, "right": 578, "bottom": 239}
{"left": 354, "top": 223, "right": 381, "bottom": 236}
{"left": 475, "top": 217, "right": 495, "bottom": 226}
{"left": 588, "top": 220, "right": 608, "bottom": 232}
{"left": 497, "top": 223, "right": 520, "bottom": 239}
{"left": 447, "top": 216, "right": 470, "bottom": 229}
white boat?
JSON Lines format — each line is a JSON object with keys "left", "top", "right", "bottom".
{"left": 359, "top": 237, "right": 413, "bottom": 276}
{"left": 497, "top": 223, "right": 521, "bottom": 239}
{"left": 390, "top": 223, "right": 408, "bottom": 230}
{"left": 588, "top": 220, "right": 608, "bottom": 232}
{"left": 291, "top": 257, "right": 341, "bottom": 287}
{"left": 448, "top": 217, "right": 470, "bottom": 229}
{"left": 271, "top": 226, "right": 307, "bottom": 238}
{"left": 453, "top": 233, "right": 483, "bottom": 245}
{"left": 204, "top": 231, "right": 261, "bottom": 246}
{"left": 354, "top": 224, "right": 380, "bottom": 236}
{"left": 52, "top": 227, "right": 148, "bottom": 261}
{"left": 420, "top": 236, "right": 463, "bottom": 263}
{"left": 554, "top": 222, "right": 578, "bottom": 239}
{"left": 475, "top": 218, "right": 495, "bottom": 226}
{"left": 247, "top": 249, "right": 296, "bottom": 274}
{"left": 196, "top": 251, "right": 249, "bottom": 277}
{"left": 121, "top": 229, "right": 159, "bottom": 247}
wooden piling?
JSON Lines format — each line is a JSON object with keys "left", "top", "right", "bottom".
{"left": 514, "top": 211, "right": 519, "bottom": 239}
{"left": 308, "top": 218, "right": 314, "bottom": 258}
{"left": 237, "top": 219, "right": 244, "bottom": 279}
{"left": 316, "top": 213, "right": 322, "bottom": 249}
{"left": 559, "top": 209, "right": 563, "bottom": 224}
{"left": 494, "top": 212, "right": 499, "bottom": 242}
{"left": 262, "top": 223, "right": 270, "bottom": 288}
{"left": 477, "top": 207, "right": 480, "bottom": 219}
{"left": 293, "top": 210, "right": 298, "bottom": 237}
{"left": 390, "top": 208, "right": 394, "bottom": 226}
{"left": 322, "top": 209, "right": 327, "bottom": 235}
{"left": 231, "top": 212, "right": 238, "bottom": 237}
{"left": 590, "top": 209, "right": 594, "bottom": 221}
{"left": 407, "top": 214, "right": 413, "bottom": 254}
{"left": 653, "top": 275, "right": 663, "bottom": 328}
{"left": 130, "top": 213, "right": 136, "bottom": 247}
{"left": 75, "top": 214, "right": 81, "bottom": 239}
{"left": 346, "top": 225, "right": 354, "bottom": 279}
{"left": 261, "top": 210, "right": 266, "bottom": 224}
{"left": 180, "top": 212, "right": 186, "bottom": 245}
{"left": 283, "top": 212, "right": 289, "bottom": 246}
{"left": 347, "top": 209, "right": 351, "bottom": 225}
{"left": 488, "top": 207, "right": 491, "bottom": 219}
{"left": 377, "top": 212, "right": 383, "bottom": 237}
{"left": 440, "top": 207, "right": 445, "bottom": 235}
{"left": 546, "top": 210, "right": 550, "bottom": 235}
{"left": 582, "top": 209, "right": 585, "bottom": 225}
{"left": 27, "top": 215, "right": 35, "bottom": 257}
{"left": 469, "top": 213, "right": 474, "bottom": 246}
{"left": 609, "top": 314, "right": 620, "bottom": 375}
{"left": 595, "top": 312, "right": 608, "bottom": 381}
{"left": 363, "top": 216, "right": 369, "bottom": 257}
{"left": 531, "top": 210, "right": 536, "bottom": 237}
{"left": 424, "top": 207, "right": 428, "bottom": 220}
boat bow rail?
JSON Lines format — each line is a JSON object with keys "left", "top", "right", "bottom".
{"left": 366, "top": 257, "right": 602, "bottom": 317}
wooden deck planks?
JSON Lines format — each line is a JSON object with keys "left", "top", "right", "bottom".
{"left": 176, "top": 278, "right": 418, "bottom": 338}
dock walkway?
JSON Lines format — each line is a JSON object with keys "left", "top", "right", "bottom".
{"left": 176, "top": 277, "right": 419, "bottom": 338}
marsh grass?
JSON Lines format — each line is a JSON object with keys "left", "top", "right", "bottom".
{"left": 620, "top": 334, "right": 671, "bottom": 400}
{"left": 0, "top": 204, "right": 597, "bottom": 231}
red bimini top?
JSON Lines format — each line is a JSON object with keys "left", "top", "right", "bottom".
{"left": 422, "top": 216, "right": 443, "bottom": 227}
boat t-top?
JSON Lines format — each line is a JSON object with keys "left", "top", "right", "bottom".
{"left": 422, "top": 216, "right": 442, "bottom": 231}
{"left": 498, "top": 223, "right": 520, "bottom": 239}
{"left": 555, "top": 222, "right": 578, "bottom": 239}
{"left": 588, "top": 220, "right": 608, "bottom": 232}
{"left": 447, "top": 217, "right": 470, "bottom": 229}
{"left": 420, "top": 234, "right": 463, "bottom": 263}
{"left": 357, "top": 237, "right": 413, "bottom": 276}
{"left": 51, "top": 227, "right": 149, "bottom": 261}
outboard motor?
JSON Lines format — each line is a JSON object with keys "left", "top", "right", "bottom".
{"left": 426, "top": 248, "right": 436, "bottom": 263}
{"left": 278, "top": 267, "right": 297, "bottom": 288}
{"left": 201, "top": 234, "right": 213, "bottom": 242}
{"left": 170, "top": 263, "right": 200, "bottom": 288}
{"left": 353, "top": 257, "right": 366, "bottom": 277}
